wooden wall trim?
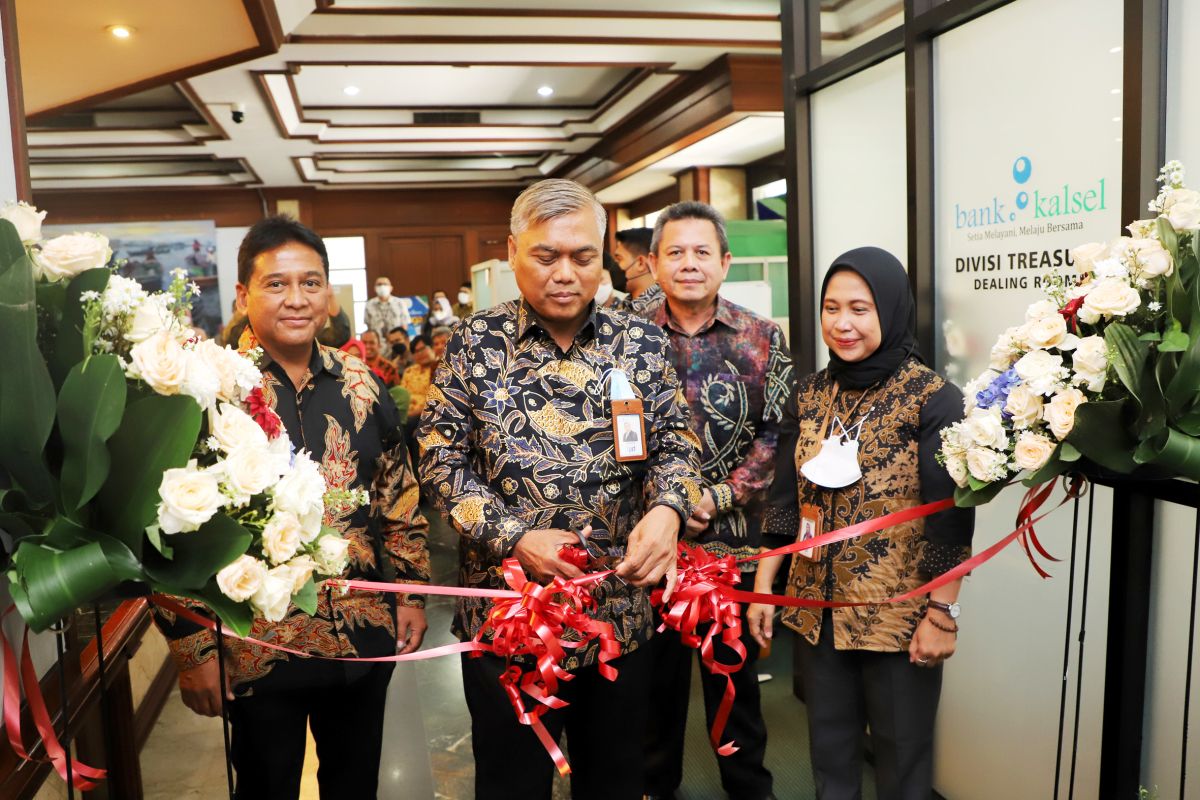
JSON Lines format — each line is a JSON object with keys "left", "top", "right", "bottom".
{"left": 287, "top": 33, "right": 781, "bottom": 49}
{"left": 627, "top": 183, "right": 679, "bottom": 220}
{"left": 1, "top": 0, "right": 30, "bottom": 201}
{"left": 313, "top": 5, "right": 781, "bottom": 22}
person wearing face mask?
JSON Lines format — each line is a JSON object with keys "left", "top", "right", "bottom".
{"left": 365, "top": 276, "right": 412, "bottom": 341}
{"left": 388, "top": 325, "right": 412, "bottom": 370}
{"left": 423, "top": 291, "right": 461, "bottom": 335}
{"left": 746, "top": 248, "right": 974, "bottom": 800}
{"left": 610, "top": 226, "right": 664, "bottom": 319}
{"left": 594, "top": 266, "right": 618, "bottom": 308}
{"left": 454, "top": 282, "right": 474, "bottom": 318}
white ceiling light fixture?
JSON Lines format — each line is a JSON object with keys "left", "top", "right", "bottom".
{"left": 106, "top": 25, "right": 134, "bottom": 39}
{"left": 344, "top": 85, "right": 361, "bottom": 97}
{"left": 537, "top": 85, "right": 554, "bottom": 98}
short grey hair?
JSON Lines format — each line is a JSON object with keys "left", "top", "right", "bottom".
{"left": 430, "top": 325, "right": 453, "bottom": 339}
{"left": 650, "top": 201, "right": 730, "bottom": 257}
{"left": 510, "top": 179, "right": 606, "bottom": 240}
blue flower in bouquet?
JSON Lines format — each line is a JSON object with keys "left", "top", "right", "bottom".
{"left": 976, "top": 368, "right": 1021, "bottom": 411}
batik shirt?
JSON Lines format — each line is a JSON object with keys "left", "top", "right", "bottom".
{"left": 653, "top": 297, "right": 793, "bottom": 565}
{"left": 152, "top": 333, "right": 431, "bottom": 694}
{"left": 364, "top": 295, "right": 412, "bottom": 340}
{"left": 415, "top": 299, "right": 703, "bottom": 668}
{"left": 611, "top": 282, "right": 665, "bottom": 318}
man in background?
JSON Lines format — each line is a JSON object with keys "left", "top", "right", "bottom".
{"left": 454, "top": 281, "right": 474, "bottom": 318}
{"left": 611, "top": 226, "right": 664, "bottom": 318}
{"left": 361, "top": 329, "right": 400, "bottom": 387}
{"left": 365, "top": 276, "right": 411, "bottom": 340}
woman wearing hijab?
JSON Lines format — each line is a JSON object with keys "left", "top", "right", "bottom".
{"left": 423, "top": 291, "right": 461, "bottom": 334}
{"left": 746, "top": 247, "right": 974, "bottom": 799}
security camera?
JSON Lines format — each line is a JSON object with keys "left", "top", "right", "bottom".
{"left": 231, "top": 102, "right": 245, "bottom": 124}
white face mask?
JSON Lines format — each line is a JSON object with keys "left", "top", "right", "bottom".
{"left": 376, "top": 285, "right": 391, "bottom": 299}
{"left": 800, "top": 414, "right": 867, "bottom": 489}
{"left": 436, "top": 298, "right": 451, "bottom": 314}
{"left": 595, "top": 282, "right": 613, "bottom": 305}
{"left": 457, "top": 291, "right": 471, "bottom": 305}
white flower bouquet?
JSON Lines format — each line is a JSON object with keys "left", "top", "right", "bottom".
{"left": 0, "top": 205, "right": 354, "bottom": 632}
{"left": 942, "top": 161, "right": 1200, "bottom": 505}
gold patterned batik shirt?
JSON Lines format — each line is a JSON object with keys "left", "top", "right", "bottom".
{"left": 153, "top": 337, "right": 431, "bottom": 694}
{"left": 416, "top": 299, "right": 703, "bottom": 668}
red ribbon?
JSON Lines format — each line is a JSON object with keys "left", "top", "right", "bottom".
{"left": 651, "top": 544, "right": 744, "bottom": 756}
{"left": 1, "top": 614, "right": 107, "bottom": 790}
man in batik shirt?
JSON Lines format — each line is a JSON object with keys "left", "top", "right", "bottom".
{"left": 417, "top": 179, "right": 703, "bottom": 800}
{"left": 152, "top": 217, "right": 430, "bottom": 799}
{"left": 610, "top": 226, "right": 666, "bottom": 317}
{"left": 642, "top": 202, "right": 792, "bottom": 800}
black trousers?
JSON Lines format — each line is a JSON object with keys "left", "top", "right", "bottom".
{"left": 797, "top": 612, "right": 942, "bottom": 800}
{"left": 228, "top": 662, "right": 395, "bottom": 800}
{"left": 461, "top": 646, "right": 653, "bottom": 800}
{"left": 644, "top": 572, "right": 773, "bottom": 800}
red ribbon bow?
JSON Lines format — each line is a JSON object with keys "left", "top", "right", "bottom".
{"left": 244, "top": 386, "right": 283, "bottom": 439}
{"left": 651, "top": 544, "right": 745, "bottom": 756}
{"left": 474, "top": 559, "right": 621, "bottom": 775}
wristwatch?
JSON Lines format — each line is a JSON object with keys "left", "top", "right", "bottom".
{"left": 927, "top": 599, "right": 961, "bottom": 619}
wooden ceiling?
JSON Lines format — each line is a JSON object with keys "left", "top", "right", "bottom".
{"left": 18, "top": 0, "right": 900, "bottom": 196}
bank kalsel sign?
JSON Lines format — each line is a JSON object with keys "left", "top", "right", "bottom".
{"left": 952, "top": 156, "right": 1109, "bottom": 291}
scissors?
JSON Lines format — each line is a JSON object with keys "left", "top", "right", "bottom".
{"left": 558, "top": 528, "right": 624, "bottom": 580}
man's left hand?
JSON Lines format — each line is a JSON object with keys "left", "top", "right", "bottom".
{"left": 616, "top": 505, "right": 681, "bottom": 600}
{"left": 684, "top": 488, "right": 716, "bottom": 538}
{"left": 395, "top": 603, "right": 427, "bottom": 655}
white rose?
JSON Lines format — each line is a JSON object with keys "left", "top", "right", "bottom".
{"left": 1012, "top": 431, "right": 1056, "bottom": 472}
{"left": 33, "top": 232, "right": 111, "bottom": 282}
{"left": 1127, "top": 238, "right": 1173, "bottom": 278}
{"left": 945, "top": 454, "right": 969, "bottom": 488}
{"left": 261, "top": 511, "right": 304, "bottom": 564}
{"left": 250, "top": 571, "right": 292, "bottom": 622}
{"left": 216, "top": 555, "right": 267, "bottom": 603}
{"left": 181, "top": 349, "right": 221, "bottom": 411}
{"left": 940, "top": 423, "right": 970, "bottom": 457}
{"left": 273, "top": 453, "right": 326, "bottom": 520}
{"left": 1024, "top": 300, "right": 1060, "bottom": 322}
{"left": 0, "top": 201, "right": 46, "bottom": 245}
{"left": 158, "top": 460, "right": 224, "bottom": 534}
{"left": 1127, "top": 218, "right": 1159, "bottom": 239}
{"left": 1078, "top": 278, "right": 1141, "bottom": 324}
{"left": 1014, "top": 349, "right": 1067, "bottom": 396}
{"left": 128, "top": 329, "right": 188, "bottom": 396}
{"left": 209, "top": 403, "right": 268, "bottom": 453}
{"left": 1071, "top": 241, "right": 1109, "bottom": 275}
{"left": 962, "top": 407, "right": 1007, "bottom": 450}
{"left": 962, "top": 369, "right": 1000, "bottom": 412}
{"left": 1021, "top": 314, "right": 1069, "bottom": 350}
{"left": 280, "top": 556, "right": 317, "bottom": 595}
{"left": 125, "top": 295, "right": 176, "bottom": 344}
{"left": 988, "top": 329, "right": 1024, "bottom": 372}
{"left": 298, "top": 507, "right": 324, "bottom": 543}
{"left": 1045, "top": 387, "right": 1087, "bottom": 441}
{"left": 1163, "top": 188, "right": 1200, "bottom": 231}
{"left": 966, "top": 447, "right": 1009, "bottom": 483}
{"left": 194, "top": 340, "right": 262, "bottom": 404}
{"left": 1071, "top": 336, "right": 1108, "bottom": 392}
{"left": 313, "top": 534, "right": 350, "bottom": 576}
{"left": 222, "top": 445, "right": 285, "bottom": 506}
{"left": 1004, "top": 383, "right": 1044, "bottom": 430}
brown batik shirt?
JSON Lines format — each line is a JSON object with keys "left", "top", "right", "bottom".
{"left": 415, "top": 299, "right": 703, "bottom": 668}
{"left": 152, "top": 333, "right": 431, "bottom": 694}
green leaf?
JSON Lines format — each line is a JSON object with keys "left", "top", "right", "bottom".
{"left": 1178, "top": 410, "right": 1200, "bottom": 436}
{"left": 95, "top": 394, "right": 202, "bottom": 556}
{"left": 7, "top": 534, "right": 143, "bottom": 632}
{"left": 1160, "top": 318, "right": 1191, "bottom": 353}
{"left": 954, "top": 480, "right": 1010, "bottom": 507}
{"left": 1105, "top": 323, "right": 1149, "bottom": 407}
{"left": 145, "top": 524, "right": 173, "bottom": 558}
{"left": 50, "top": 268, "right": 110, "bottom": 384}
{"left": 157, "top": 578, "right": 254, "bottom": 638}
{"left": 1143, "top": 427, "right": 1200, "bottom": 480}
{"left": 0, "top": 220, "right": 57, "bottom": 507}
{"left": 0, "top": 512, "right": 36, "bottom": 542}
{"left": 1159, "top": 216, "right": 1181, "bottom": 258}
{"left": 142, "top": 513, "right": 251, "bottom": 590}
{"left": 1059, "top": 442, "right": 1082, "bottom": 462}
{"left": 292, "top": 579, "right": 317, "bottom": 616}
{"left": 43, "top": 515, "right": 89, "bottom": 548}
{"left": 1022, "top": 453, "right": 1072, "bottom": 486}
{"left": 57, "top": 354, "right": 126, "bottom": 511}
{"left": 1066, "top": 399, "right": 1140, "bottom": 473}
{"left": 1139, "top": 331, "right": 1163, "bottom": 342}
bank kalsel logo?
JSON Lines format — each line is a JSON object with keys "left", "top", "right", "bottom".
{"left": 954, "top": 156, "right": 1108, "bottom": 230}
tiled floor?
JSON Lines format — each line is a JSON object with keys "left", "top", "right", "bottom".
{"left": 140, "top": 507, "right": 877, "bottom": 799}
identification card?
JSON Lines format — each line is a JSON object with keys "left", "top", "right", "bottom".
{"left": 612, "top": 398, "right": 647, "bottom": 462}
{"left": 798, "top": 503, "right": 824, "bottom": 561}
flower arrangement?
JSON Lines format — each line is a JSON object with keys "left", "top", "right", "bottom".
{"left": 0, "top": 203, "right": 353, "bottom": 632}
{"left": 942, "top": 161, "right": 1200, "bottom": 505}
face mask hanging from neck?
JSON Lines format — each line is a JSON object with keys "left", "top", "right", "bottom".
{"left": 800, "top": 411, "right": 869, "bottom": 489}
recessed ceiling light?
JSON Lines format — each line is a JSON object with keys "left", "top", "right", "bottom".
{"left": 107, "top": 25, "right": 134, "bottom": 39}
{"left": 537, "top": 85, "right": 554, "bottom": 98}
{"left": 344, "top": 85, "right": 360, "bottom": 96}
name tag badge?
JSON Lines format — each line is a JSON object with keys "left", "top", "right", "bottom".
{"left": 798, "top": 503, "right": 824, "bottom": 561}
{"left": 612, "top": 398, "right": 647, "bottom": 462}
